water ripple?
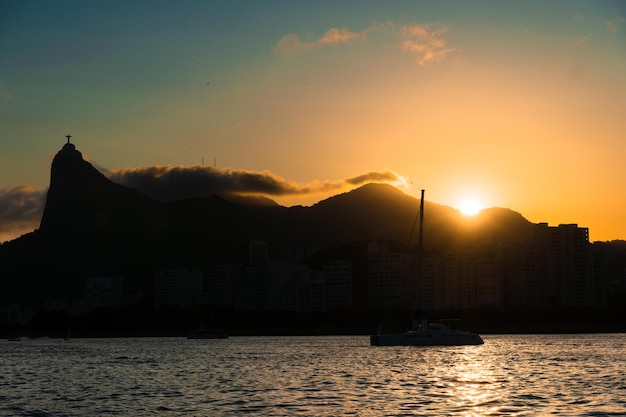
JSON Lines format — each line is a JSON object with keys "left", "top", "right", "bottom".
{"left": 1, "top": 334, "right": 626, "bottom": 416}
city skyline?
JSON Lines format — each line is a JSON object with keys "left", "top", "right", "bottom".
{"left": 2, "top": 1, "right": 625, "bottom": 242}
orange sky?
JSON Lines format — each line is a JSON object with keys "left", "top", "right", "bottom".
{"left": 1, "top": 1, "right": 625, "bottom": 242}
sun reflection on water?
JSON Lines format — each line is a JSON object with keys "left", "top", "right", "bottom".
{"left": 431, "top": 349, "right": 502, "bottom": 415}
{"left": 2, "top": 335, "right": 626, "bottom": 416}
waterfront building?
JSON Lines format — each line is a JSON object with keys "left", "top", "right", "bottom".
{"left": 154, "top": 268, "right": 204, "bottom": 308}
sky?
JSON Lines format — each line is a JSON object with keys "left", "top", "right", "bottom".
{"left": 1, "top": 0, "right": 625, "bottom": 243}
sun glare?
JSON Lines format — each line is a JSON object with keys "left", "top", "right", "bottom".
{"left": 459, "top": 198, "right": 482, "bottom": 216}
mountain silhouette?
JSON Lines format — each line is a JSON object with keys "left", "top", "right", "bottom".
{"left": 39, "top": 142, "right": 166, "bottom": 242}
{"left": 1, "top": 143, "right": 538, "bottom": 306}
{"left": 249, "top": 183, "right": 535, "bottom": 252}
{"left": 0, "top": 144, "right": 265, "bottom": 304}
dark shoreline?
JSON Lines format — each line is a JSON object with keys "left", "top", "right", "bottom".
{"left": 4, "top": 305, "right": 626, "bottom": 340}
{"left": 5, "top": 324, "right": 626, "bottom": 340}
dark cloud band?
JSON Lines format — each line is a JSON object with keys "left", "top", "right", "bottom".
{"left": 108, "top": 165, "right": 405, "bottom": 202}
{"left": 0, "top": 167, "right": 405, "bottom": 242}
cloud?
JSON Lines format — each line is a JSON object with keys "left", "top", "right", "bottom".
{"left": 274, "top": 27, "right": 364, "bottom": 54}
{"left": 319, "top": 28, "right": 363, "bottom": 45}
{"left": 0, "top": 167, "right": 407, "bottom": 242}
{"left": 397, "top": 24, "right": 458, "bottom": 65}
{"left": 274, "top": 21, "right": 457, "bottom": 65}
{"left": 108, "top": 165, "right": 406, "bottom": 202}
{"left": 346, "top": 171, "right": 404, "bottom": 186}
{"left": 0, "top": 186, "right": 46, "bottom": 242}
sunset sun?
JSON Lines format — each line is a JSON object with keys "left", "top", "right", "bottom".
{"left": 459, "top": 198, "right": 482, "bottom": 216}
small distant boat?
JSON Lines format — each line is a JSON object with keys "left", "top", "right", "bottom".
{"left": 370, "top": 319, "right": 483, "bottom": 346}
{"left": 186, "top": 329, "right": 228, "bottom": 339}
{"left": 370, "top": 189, "right": 484, "bottom": 347}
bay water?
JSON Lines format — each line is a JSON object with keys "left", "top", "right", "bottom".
{"left": 1, "top": 334, "right": 625, "bottom": 416}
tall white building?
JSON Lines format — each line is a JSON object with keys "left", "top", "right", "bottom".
{"left": 498, "top": 223, "right": 606, "bottom": 310}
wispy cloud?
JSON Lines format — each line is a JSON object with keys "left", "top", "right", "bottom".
{"left": 274, "top": 21, "right": 458, "bottom": 65}
{"left": 108, "top": 165, "right": 406, "bottom": 202}
{"left": 397, "top": 24, "right": 458, "bottom": 65}
{"left": 0, "top": 186, "right": 46, "bottom": 242}
{"left": 319, "top": 27, "right": 363, "bottom": 45}
{"left": 274, "top": 27, "right": 365, "bottom": 54}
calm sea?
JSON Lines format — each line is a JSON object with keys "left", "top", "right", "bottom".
{"left": 1, "top": 334, "right": 625, "bottom": 416}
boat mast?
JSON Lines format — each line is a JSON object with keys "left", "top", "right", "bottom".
{"left": 416, "top": 189, "right": 425, "bottom": 321}
{"left": 418, "top": 189, "right": 424, "bottom": 273}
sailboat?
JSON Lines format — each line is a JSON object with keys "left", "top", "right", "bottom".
{"left": 370, "top": 189, "right": 484, "bottom": 346}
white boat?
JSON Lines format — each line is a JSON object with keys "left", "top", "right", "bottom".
{"left": 370, "top": 319, "right": 483, "bottom": 346}
{"left": 370, "top": 189, "right": 484, "bottom": 347}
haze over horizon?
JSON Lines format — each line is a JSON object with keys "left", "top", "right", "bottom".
{"left": 2, "top": 1, "right": 625, "bottom": 243}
